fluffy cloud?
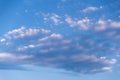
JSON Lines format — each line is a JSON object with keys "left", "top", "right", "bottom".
{"left": 4, "top": 27, "right": 50, "bottom": 39}
{"left": 42, "top": 13, "right": 120, "bottom": 33}
{"left": 64, "top": 15, "right": 120, "bottom": 43}
{"left": 65, "top": 16, "right": 91, "bottom": 30}
{"left": 50, "top": 14, "right": 61, "bottom": 25}
{"left": 43, "top": 13, "right": 62, "bottom": 25}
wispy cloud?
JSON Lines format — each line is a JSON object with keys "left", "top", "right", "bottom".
{"left": 0, "top": 52, "right": 33, "bottom": 62}
{"left": 89, "top": 67, "right": 112, "bottom": 73}
{"left": 0, "top": 38, "right": 6, "bottom": 42}
{"left": 82, "top": 6, "right": 99, "bottom": 13}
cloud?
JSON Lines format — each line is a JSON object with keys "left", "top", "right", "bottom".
{"left": 110, "top": 21, "right": 120, "bottom": 28}
{"left": 4, "top": 27, "right": 50, "bottom": 39}
{"left": 70, "top": 55, "right": 116, "bottom": 65}
{"left": 0, "top": 52, "right": 33, "bottom": 62}
{"left": 94, "top": 19, "right": 107, "bottom": 31}
{"left": 65, "top": 16, "right": 91, "bottom": 30}
{"left": 50, "top": 33, "right": 63, "bottom": 39}
{"left": 17, "top": 33, "right": 63, "bottom": 51}
{"left": 62, "top": 16, "right": 120, "bottom": 43}
{"left": 89, "top": 67, "right": 112, "bottom": 73}
{"left": 0, "top": 26, "right": 118, "bottom": 74}
{"left": 64, "top": 17, "right": 110, "bottom": 32}
{"left": 41, "top": 13, "right": 120, "bottom": 38}
{"left": 17, "top": 44, "right": 36, "bottom": 51}
{"left": 82, "top": 6, "right": 99, "bottom": 13}
{"left": 42, "top": 13, "right": 61, "bottom": 25}
{"left": 0, "top": 38, "right": 6, "bottom": 42}
{"left": 50, "top": 14, "right": 61, "bottom": 25}
{"left": 31, "top": 54, "right": 116, "bottom": 74}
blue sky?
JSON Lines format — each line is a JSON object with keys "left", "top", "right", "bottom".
{"left": 0, "top": 0, "right": 120, "bottom": 80}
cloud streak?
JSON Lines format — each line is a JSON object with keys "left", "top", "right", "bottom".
{"left": 82, "top": 6, "right": 99, "bottom": 13}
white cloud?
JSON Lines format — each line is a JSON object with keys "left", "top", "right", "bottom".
{"left": 110, "top": 21, "right": 120, "bottom": 28}
{"left": 50, "top": 14, "right": 61, "bottom": 25}
{"left": 94, "top": 20, "right": 120, "bottom": 31}
{"left": 77, "top": 18, "right": 91, "bottom": 30}
{"left": 102, "top": 67, "right": 112, "bottom": 71}
{"left": 39, "top": 33, "right": 63, "bottom": 41}
{"left": 90, "top": 67, "right": 112, "bottom": 73}
{"left": 65, "top": 16, "right": 76, "bottom": 27}
{"left": 4, "top": 27, "right": 50, "bottom": 39}
{"left": 82, "top": 6, "right": 99, "bottom": 13}
{"left": 100, "top": 56, "right": 107, "bottom": 59}
{"left": 94, "top": 19, "right": 107, "bottom": 31}
{"left": 40, "top": 28, "right": 51, "bottom": 34}
{"left": 71, "top": 54, "right": 116, "bottom": 65}
{"left": 17, "top": 44, "right": 36, "bottom": 51}
{"left": 50, "top": 33, "right": 63, "bottom": 39}
{"left": 0, "top": 26, "right": 118, "bottom": 73}
{"left": 42, "top": 13, "right": 61, "bottom": 25}
{"left": 101, "top": 58, "right": 117, "bottom": 65}
{"left": 28, "top": 44, "right": 36, "bottom": 48}
{"left": 0, "top": 53, "right": 33, "bottom": 61}
{"left": 42, "top": 13, "right": 120, "bottom": 33}
{"left": 39, "top": 36, "right": 49, "bottom": 41}
{"left": 109, "top": 59, "right": 117, "bottom": 64}
{"left": 0, "top": 38, "right": 6, "bottom": 42}
{"left": 17, "top": 33, "right": 63, "bottom": 52}
{"left": 65, "top": 16, "right": 91, "bottom": 30}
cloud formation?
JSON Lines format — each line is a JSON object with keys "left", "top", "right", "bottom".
{"left": 65, "top": 16, "right": 91, "bottom": 30}
{"left": 4, "top": 27, "right": 50, "bottom": 39}
{"left": 41, "top": 13, "right": 120, "bottom": 44}
{"left": 0, "top": 27, "right": 118, "bottom": 74}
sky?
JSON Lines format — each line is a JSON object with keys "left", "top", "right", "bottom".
{"left": 0, "top": 0, "right": 120, "bottom": 80}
